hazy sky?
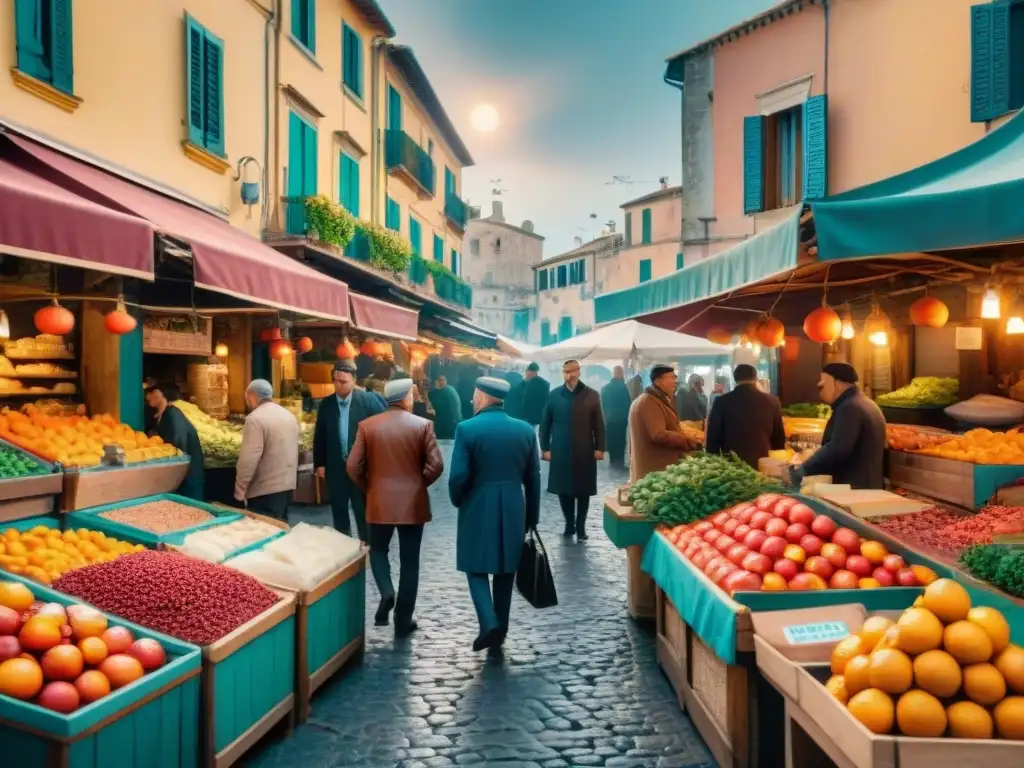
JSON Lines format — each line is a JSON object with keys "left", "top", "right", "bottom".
{"left": 376, "top": 0, "right": 776, "bottom": 256}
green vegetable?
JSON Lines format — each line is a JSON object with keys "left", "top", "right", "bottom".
{"left": 0, "top": 445, "right": 46, "bottom": 479}
{"left": 876, "top": 377, "right": 959, "bottom": 409}
{"left": 781, "top": 403, "right": 831, "bottom": 419}
{"left": 959, "top": 544, "right": 1024, "bottom": 598}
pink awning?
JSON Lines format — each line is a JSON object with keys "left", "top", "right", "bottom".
{"left": 6, "top": 136, "right": 349, "bottom": 322}
{"left": 0, "top": 155, "right": 153, "bottom": 278}
{"left": 349, "top": 292, "right": 418, "bottom": 340}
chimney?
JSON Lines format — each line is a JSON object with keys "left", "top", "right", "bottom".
{"left": 659, "top": 175, "right": 669, "bottom": 190}
{"left": 491, "top": 201, "right": 505, "bottom": 222}
{"left": 607, "top": 222, "right": 616, "bottom": 233}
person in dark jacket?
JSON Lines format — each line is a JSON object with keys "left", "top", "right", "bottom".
{"left": 539, "top": 359, "right": 606, "bottom": 540}
{"left": 705, "top": 364, "right": 786, "bottom": 468}
{"left": 312, "top": 359, "right": 387, "bottom": 541}
{"left": 793, "top": 363, "right": 887, "bottom": 490}
{"left": 600, "top": 366, "right": 632, "bottom": 469}
{"left": 520, "top": 362, "right": 550, "bottom": 426}
{"left": 427, "top": 375, "right": 462, "bottom": 439}
{"left": 145, "top": 382, "right": 204, "bottom": 500}
{"left": 676, "top": 373, "right": 708, "bottom": 421}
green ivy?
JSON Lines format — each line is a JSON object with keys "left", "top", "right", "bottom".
{"left": 303, "top": 194, "right": 356, "bottom": 248}
{"left": 357, "top": 221, "right": 413, "bottom": 273}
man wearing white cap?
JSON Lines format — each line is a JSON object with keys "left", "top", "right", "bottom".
{"left": 234, "top": 379, "right": 300, "bottom": 520}
{"left": 348, "top": 378, "right": 444, "bottom": 635}
{"left": 450, "top": 376, "right": 541, "bottom": 651}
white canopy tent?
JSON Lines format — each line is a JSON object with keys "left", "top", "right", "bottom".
{"left": 495, "top": 334, "right": 538, "bottom": 358}
{"left": 530, "top": 320, "right": 732, "bottom": 364}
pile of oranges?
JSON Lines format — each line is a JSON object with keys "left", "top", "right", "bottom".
{"left": 827, "top": 579, "right": 1024, "bottom": 739}
{"left": 0, "top": 525, "right": 144, "bottom": 585}
{"left": 913, "top": 428, "right": 1024, "bottom": 465}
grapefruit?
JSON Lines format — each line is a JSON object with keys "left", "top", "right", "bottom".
{"left": 896, "top": 690, "right": 947, "bottom": 737}
{"left": 962, "top": 663, "right": 1007, "bottom": 706}
{"left": 847, "top": 688, "right": 895, "bottom": 734}
{"left": 946, "top": 700, "right": 994, "bottom": 739}
{"left": 994, "top": 644, "right": 1024, "bottom": 694}
{"left": 896, "top": 608, "right": 944, "bottom": 655}
{"left": 912, "top": 650, "right": 962, "bottom": 698}
{"left": 993, "top": 697, "right": 1024, "bottom": 740}
{"left": 967, "top": 606, "right": 1010, "bottom": 654}
{"left": 921, "top": 579, "right": 971, "bottom": 623}
{"left": 944, "top": 621, "right": 993, "bottom": 665}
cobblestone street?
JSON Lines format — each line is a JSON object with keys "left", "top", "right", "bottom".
{"left": 245, "top": 441, "right": 714, "bottom": 768}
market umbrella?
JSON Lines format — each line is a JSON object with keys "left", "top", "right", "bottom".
{"left": 530, "top": 320, "right": 731, "bottom": 364}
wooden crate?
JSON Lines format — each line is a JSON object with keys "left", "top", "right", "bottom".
{"left": 625, "top": 544, "right": 656, "bottom": 620}
{"left": 61, "top": 461, "right": 190, "bottom": 512}
{"left": 0, "top": 437, "right": 62, "bottom": 523}
{"left": 886, "top": 451, "right": 1024, "bottom": 510}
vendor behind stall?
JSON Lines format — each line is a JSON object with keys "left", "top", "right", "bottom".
{"left": 791, "top": 363, "right": 886, "bottom": 490}
{"left": 145, "top": 382, "right": 205, "bottom": 500}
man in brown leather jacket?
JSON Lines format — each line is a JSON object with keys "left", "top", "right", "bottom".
{"left": 347, "top": 378, "right": 444, "bottom": 636}
{"left": 628, "top": 363, "right": 697, "bottom": 482}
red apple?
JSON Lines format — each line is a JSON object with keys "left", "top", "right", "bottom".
{"left": 773, "top": 497, "right": 798, "bottom": 519}
{"left": 845, "top": 555, "right": 873, "bottom": 578}
{"left": 800, "top": 534, "right": 823, "bottom": 557}
{"left": 727, "top": 544, "right": 750, "bottom": 566}
{"left": 829, "top": 570, "right": 859, "bottom": 590}
{"left": 703, "top": 529, "right": 720, "bottom": 544}
{"left": 705, "top": 556, "right": 728, "bottom": 575}
{"left": 712, "top": 563, "right": 737, "bottom": 586}
{"left": 712, "top": 512, "right": 730, "bottom": 527}
{"left": 788, "top": 503, "right": 816, "bottom": 526}
{"left": 724, "top": 570, "right": 762, "bottom": 594}
{"left": 742, "top": 552, "right": 772, "bottom": 575}
{"left": 0, "top": 635, "right": 22, "bottom": 662}
{"left": 739, "top": 507, "right": 757, "bottom": 525}
{"left": 871, "top": 567, "right": 895, "bottom": 587}
{"left": 896, "top": 567, "right": 919, "bottom": 587}
{"left": 750, "top": 511, "right": 772, "bottom": 530}
{"left": 810, "top": 515, "right": 838, "bottom": 540}
{"left": 715, "top": 535, "right": 736, "bottom": 554}
{"left": 882, "top": 554, "right": 905, "bottom": 573}
{"left": 734, "top": 524, "right": 752, "bottom": 540}
{"left": 722, "top": 519, "right": 740, "bottom": 536}
{"left": 821, "top": 543, "right": 847, "bottom": 570}
{"left": 804, "top": 556, "right": 834, "bottom": 581}
{"left": 0, "top": 606, "right": 20, "bottom": 636}
{"left": 760, "top": 536, "right": 788, "bottom": 560}
{"left": 832, "top": 528, "right": 862, "bottom": 555}
{"left": 785, "top": 523, "right": 810, "bottom": 544}
{"left": 694, "top": 521, "right": 714, "bottom": 534}
{"left": 756, "top": 495, "right": 778, "bottom": 512}
{"left": 692, "top": 549, "right": 714, "bottom": 570}
{"left": 765, "top": 518, "right": 789, "bottom": 538}
{"left": 743, "top": 530, "right": 768, "bottom": 552}
{"left": 773, "top": 558, "right": 799, "bottom": 581}
{"left": 789, "top": 572, "right": 827, "bottom": 591}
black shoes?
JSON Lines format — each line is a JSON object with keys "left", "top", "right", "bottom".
{"left": 576, "top": 511, "right": 589, "bottom": 541}
{"left": 374, "top": 595, "right": 395, "bottom": 626}
{"left": 395, "top": 619, "right": 417, "bottom": 638}
{"left": 473, "top": 627, "right": 502, "bottom": 652}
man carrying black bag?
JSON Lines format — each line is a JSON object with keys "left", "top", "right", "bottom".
{"left": 449, "top": 376, "right": 542, "bottom": 652}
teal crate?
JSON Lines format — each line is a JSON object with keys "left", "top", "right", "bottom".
{"left": 64, "top": 493, "right": 243, "bottom": 547}
{"left": 0, "top": 572, "right": 202, "bottom": 767}
{"left": 1, "top": 514, "right": 61, "bottom": 533}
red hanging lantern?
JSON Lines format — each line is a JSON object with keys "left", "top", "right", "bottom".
{"left": 756, "top": 317, "right": 785, "bottom": 348}
{"left": 909, "top": 296, "right": 949, "bottom": 328}
{"left": 336, "top": 339, "right": 357, "bottom": 359}
{"left": 103, "top": 296, "right": 137, "bottom": 335}
{"left": 294, "top": 336, "right": 314, "bottom": 354}
{"left": 360, "top": 341, "right": 378, "bottom": 357}
{"left": 803, "top": 307, "right": 842, "bottom": 343}
{"left": 375, "top": 341, "right": 393, "bottom": 358}
{"left": 260, "top": 328, "right": 282, "bottom": 342}
{"left": 34, "top": 299, "right": 75, "bottom": 336}
{"left": 269, "top": 339, "right": 292, "bottom": 360}
{"left": 706, "top": 326, "right": 733, "bottom": 346}
{"left": 782, "top": 336, "right": 801, "bottom": 362}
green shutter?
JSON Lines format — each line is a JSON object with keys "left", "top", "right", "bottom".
{"left": 287, "top": 111, "right": 304, "bottom": 234}
{"left": 558, "top": 316, "right": 573, "bottom": 341}
{"left": 339, "top": 152, "right": 359, "bottom": 217}
{"left": 385, "top": 197, "right": 400, "bottom": 231}
{"left": 388, "top": 85, "right": 402, "bottom": 131}
{"left": 433, "top": 234, "right": 443, "bottom": 262}
{"left": 557, "top": 264, "right": 567, "bottom": 287}
{"left": 444, "top": 167, "right": 455, "bottom": 197}
{"left": 202, "top": 29, "right": 225, "bottom": 156}
{"left": 291, "top": 0, "right": 314, "bottom": 51}
{"left": 451, "top": 249, "right": 459, "bottom": 275}
{"left": 409, "top": 216, "right": 421, "bottom": 255}
{"left": 541, "top": 320, "right": 552, "bottom": 346}
{"left": 802, "top": 94, "right": 828, "bottom": 201}
{"left": 15, "top": 0, "right": 47, "bottom": 81}
{"left": 307, "top": 0, "right": 316, "bottom": 52}
{"left": 676, "top": 252, "right": 684, "bottom": 270}
{"left": 624, "top": 212, "right": 632, "bottom": 246}
{"left": 743, "top": 115, "right": 764, "bottom": 214}
{"left": 49, "top": 0, "right": 73, "bottom": 94}
{"left": 118, "top": 315, "right": 144, "bottom": 430}
{"left": 639, "top": 259, "right": 652, "bottom": 283}
{"left": 578, "top": 258, "right": 586, "bottom": 282}
{"left": 971, "top": 2, "right": 1011, "bottom": 122}
{"left": 641, "top": 208, "right": 652, "bottom": 244}
{"left": 185, "top": 16, "right": 205, "bottom": 147}
{"left": 342, "top": 23, "right": 362, "bottom": 98}
{"left": 302, "top": 121, "right": 317, "bottom": 195}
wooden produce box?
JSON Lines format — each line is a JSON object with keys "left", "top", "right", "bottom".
{"left": 0, "top": 437, "right": 62, "bottom": 524}
{"left": 603, "top": 492, "right": 657, "bottom": 621}
{"left": 886, "top": 451, "right": 1024, "bottom": 511}
{"left": 61, "top": 459, "right": 190, "bottom": 512}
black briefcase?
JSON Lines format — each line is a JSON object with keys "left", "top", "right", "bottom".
{"left": 516, "top": 529, "right": 558, "bottom": 609}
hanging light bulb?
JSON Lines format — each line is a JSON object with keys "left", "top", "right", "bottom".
{"left": 840, "top": 306, "right": 856, "bottom": 340}
{"left": 214, "top": 342, "right": 229, "bottom": 358}
{"left": 982, "top": 287, "right": 1001, "bottom": 319}
{"left": 1007, "top": 317, "right": 1024, "bottom": 335}
{"left": 863, "top": 303, "right": 892, "bottom": 347}
{"left": 0, "top": 310, "right": 9, "bottom": 342}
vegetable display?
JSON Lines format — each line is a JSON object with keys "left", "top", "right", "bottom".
{"left": 824, "top": 579, "right": 1024, "bottom": 739}
{"left": 97, "top": 500, "right": 215, "bottom": 534}
{"left": 174, "top": 400, "right": 243, "bottom": 466}
{"left": 782, "top": 403, "right": 831, "bottom": 419}
{"left": 912, "top": 428, "right": 1024, "bottom": 464}
{"left": 0, "top": 445, "right": 48, "bottom": 479}
{"left": 876, "top": 377, "right": 959, "bottom": 408}
{"left": 627, "top": 453, "right": 781, "bottom": 526}
{"left": 0, "top": 525, "right": 145, "bottom": 585}
{"left": 959, "top": 545, "right": 1024, "bottom": 599}
{"left": 177, "top": 518, "right": 283, "bottom": 563}
{"left": 53, "top": 550, "right": 280, "bottom": 645}
{"left": 874, "top": 506, "right": 1024, "bottom": 557}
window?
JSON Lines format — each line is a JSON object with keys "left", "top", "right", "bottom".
{"left": 286, "top": 111, "right": 317, "bottom": 235}
{"left": 444, "top": 166, "right": 456, "bottom": 199}
{"left": 558, "top": 316, "right": 573, "bottom": 341}
{"left": 385, "top": 197, "right": 400, "bottom": 231}
{"left": 470, "top": 238, "right": 480, "bottom": 256}
{"left": 541, "top": 320, "right": 553, "bottom": 346}
{"left": 409, "top": 215, "right": 422, "bottom": 256}
{"left": 451, "top": 249, "right": 460, "bottom": 275}
{"left": 427, "top": 138, "right": 434, "bottom": 156}
{"left": 433, "top": 234, "right": 444, "bottom": 263}
{"left": 624, "top": 212, "right": 632, "bottom": 246}
{"left": 577, "top": 258, "right": 586, "bottom": 283}
{"left": 676, "top": 252, "right": 684, "bottom": 270}
{"left": 556, "top": 264, "right": 568, "bottom": 288}
{"left": 537, "top": 269, "right": 549, "bottom": 291}
{"left": 341, "top": 23, "right": 362, "bottom": 99}
{"left": 387, "top": 84, "right": 402, "bottom": 131}
{"left": 971, "top": 2, "right": 1024, "bottom": 122}
{"left": 641, "top": 208, "right": 652, "bottom": 244}
{"left": 639, "top": 259, "right": 652, "bottom": 283}
{"left": 14, "top": 0, "right": 74, "bottom": 94}
{"left": 183, "top": 15, "right": 225, "bottom": 156}
{"left": 291, "top": 0, "right": 315, "bottom": 52}
{"left": 339, "top": 151, "right": 359, "bottom": 216}
{"left": 760, "top": 106, "right": 803, "bottom": 209}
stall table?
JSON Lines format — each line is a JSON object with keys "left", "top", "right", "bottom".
{"left": 61, "top": 458, "right": 190, "bottom": 512}
{"left": 886, "top": 451, "right": 1024, "bottom": 511}
{"left": 603, "top": 492, "right": 657, "bottom": 620}
{"left": 0, "top": 437, "right": 62, "bottom": 524}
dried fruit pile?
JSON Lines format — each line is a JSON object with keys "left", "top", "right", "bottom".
{"left": 874, "top": 506, "right": 1024, "bottom": 556}
{"left": 664, "top": 493, "right": 939, "bottom": 593}
{"left": 0, "top": 580, "right": 167, "bottom": 713}
{"left": 98, "top": 500, "right": 216, "bottom": 534}
{"left": 0, "top": 525, "right": 145, "bottom": 585}
{"left": 825, "top": 579, "right": 1024, "bottom": 740}
{"left": 54, "top": 550, "right": 279, "bottom": 645}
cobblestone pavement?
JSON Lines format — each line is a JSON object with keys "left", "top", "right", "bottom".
{"left": 245, "top": 442, "right": 715, "bottom": 768}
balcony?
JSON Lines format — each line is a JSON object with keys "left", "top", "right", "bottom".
{"left": 444, "top": 193, "right": 469, "bottom": 232}
{"left": 385, "top": 130, "right": 435, "bottom": 198}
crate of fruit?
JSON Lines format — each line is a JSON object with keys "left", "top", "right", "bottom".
{"left": 0, "top": 437, "right": 62, "bottom": 524}
{"left": 64, "top": 494, "right": 243, "bottom": 547}
{"left": 0, "top": 573, "right": 201, "bottom": 768}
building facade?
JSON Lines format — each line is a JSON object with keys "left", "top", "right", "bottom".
{"left": 604, "top": 183, "right": 682, "bottom": 292}
{"left": 462, "top": 201, "right": 544, "bottom": 340}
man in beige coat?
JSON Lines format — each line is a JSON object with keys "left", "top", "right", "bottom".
{"left": 629, "top": 364, "right": 697, "bottom": 482}
{"left": 234, "top": 379, "right": 299, "bottom": 520}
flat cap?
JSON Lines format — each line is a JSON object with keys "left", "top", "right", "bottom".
{"left": 334, "top": 358, "right": 357, "bottom": 374}
{"left": 823, "top": 362, "right": 858, "bottom": 384}
{"left": 384, "top": 378, "right": 414, "bottom": 404}
{"left": 526, "top": 362, "right": 540, "bottom": 372}
{"left": 475, "top": 376, "right": 510, "bottom": 400}
{"left": 650, "top": 363, "right": 675, "bottom": 380}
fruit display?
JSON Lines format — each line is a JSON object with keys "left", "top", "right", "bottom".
{"left": 299, "top": 420, "right": 314, "bottom": 452}
{"left": 824, "top": 579, "right": 1024, "bottom": 740}
{"left": 4, "top": 334, "right": 72, "bottom": 359}
{"left": 174, "top": 400, "right": 242, "bottom": 466}
{"left": 663, "top": 493, "right": 939, "bottom": 593}
{"left": 782, "top": 403, "right": 831, "bottom": 419}
{"left": 783, "top": 417, "right": 827, "bottom": 440}
{"left": 886, "top": 424, "right": 953, "bottom": 451}
{"left": 627, "top": 453, "right": 781, "bottom": 526}
{"left": 96, "top": 499, "right": 217, "bottom": 534}
{"left": 176, "top": 518, "right": 284, "bottom": 563}
{"left": 679, "top": 420, "right": 704, "bottom": 444}
{"left": 875, "top": 506, "right": 1024, "bottom": 557}
{"left": 876, "top": 377, "right": 959, "bottom": 408}
{"left": 0, "top": 443, "right": 49, "bottom": 479}
{"left": 0, "top": 525, "right": 145, "bottom": 585}
{"left": 0, "top": 580, "right": 167, "bottom": 713}
{"left": 960, "top": 545, "right": 1024, "bottom": 598}
{"left": 912, "top": 428, "right": 1024, "bottom": 464}
{"left": 53, "top": 550, "right": 280, "bottom": 645}
{"left": 226, "top": 522, "right": 366, "bottom": 591}
{"left": 0, "top": 405, "right": 179, "bottom": 467}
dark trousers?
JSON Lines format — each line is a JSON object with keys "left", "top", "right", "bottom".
{"left": 467, "top": 572, "right": 516, "bottom": 634}
{"left": 558, "top": 494, "right": 590, "bottom": 535}
{"left": 607, "top": 421, "right": 627, "bottom": 467}
{"left": 247, "top": 490, "right": 292, "bottom": 521}
{"left": 368, "top": 523, "right": 424, "bottom": 626}
{"left": 330, "top": 475, "right": 367, "bottom": 541}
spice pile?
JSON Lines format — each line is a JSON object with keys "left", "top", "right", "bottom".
{"left": 53, "top": 550, "right": 279, "bottom": 645}
{"left": 98, "top": 500, "right": 216, "bottom": 534}
{"left": 874, "top": 505, "right": 1024, "bottom": 556}
{"left": 178, "top": 518, "right": 283, "bottom": 563}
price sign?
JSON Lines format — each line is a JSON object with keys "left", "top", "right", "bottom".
{"left": 783, "top": 621, "right": 850, "bottom": 645}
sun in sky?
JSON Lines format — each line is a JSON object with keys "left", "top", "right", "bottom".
{"left": 470, "top": 104, "right": 500, "bottom": 133}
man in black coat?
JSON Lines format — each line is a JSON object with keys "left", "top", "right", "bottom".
{"left": 539, "top": 359, "right": 606, "bottom": 540}
{"left": 313, "top": 359, "right": 386, "bottom": 541}
{"left": 794, "top": 362, "right": 887, "bottom": 490}
{"left": 676, "top": 373, "right": 708, "bottom": 421}
{"left": 146, "top": 382, "right": 204, "bottom": 500}
{"left": 600, "top": 366, "right": 632, "bottom": 469}
{"left": 520, "top": 362, "right": 550, "bottom": 427}
{"left": 705, "top": 364, "right": 786, "bottom": 468}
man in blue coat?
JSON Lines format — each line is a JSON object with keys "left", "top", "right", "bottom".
{"left": 449, "top": 376, "right": 541, "bottom": 652}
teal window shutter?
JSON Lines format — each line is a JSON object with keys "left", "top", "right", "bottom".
{"left": 676, "top": 252, "right": 684, "bottom": 270}
{"left": 342, "top": 23, "right": 362, "bottom": 98}
{"left": 538, "top": 269, "right": 548, "bottom": 291}
{"left": 433, "top": 234, "right": 443, "bottom": 262}
{"left": 444, "top": 167, "right": 455, "bottom": 197}
{"left": 578, "top": 258, "right": 586, "bottom": 282}
{"left": 287, "top": 110, "right": 315, "bottom": 234}
{"left": 185, "top": 16, "right": 205, "bottom": 147}
{"left": 743, "top": 115, "right": 764, "bottom": 214}
{"left": 639, "top": 259, "right": 652, "bottom": 283}
{"left": 292, "top": 0, "right": 315, "bottom": 52}
{"left": 201, "top": 29, "right": 225, "bottom": 156}
{"left": 802, "top": 95, "right": 828, "bottom": 201}
{"left": 15, "top": 0, "right": 48, "bottom": 81}
{"left": 569, "top": 261, "right": 577, "bottom": 284}
{"left": 388, "top": 85, "right": 402, "bottom": 131}
{"left": 451, "top": 249, "right": 459, "bottom": 275}
{"left": 385, "top": 197, "right": 400, "bottom": 231}
{"left": 49, "top": 0, "right": 73, "bottom": 94}
{"left": 558, "top": 316, "right": 573, "bottom": 341}
{"left": 970, "top": 3, "right": 1012, "bottom": 122}
{"left": 409, "top": 216, "right": 422, "bottom": 255}
{"left": 624, "top": 212, "right": 632, "bottom": 246}
{"left": 14, "top": 0, "right": 73, "bottom": 92}
{"left": 541, "top": 320, "right": 552, "bottom": 346}
{"left": 641, "top": 208, "right": 652, "bottom": 244}
{"left": 339, "top": 152, "right": 359, "bottom": 216}
{"left": 557, "top": 264, "right": 567, "bottom": 288}
{"left": 302, "top": 121, "right": 317, "bottom": 197}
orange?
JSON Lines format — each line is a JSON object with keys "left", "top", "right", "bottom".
{"left": 944, "top": 621, "right": 993, "bottom": 665}
{"left": 79, "top": 637, "right": 109, "bottom": 666}
{"left": 994, "top": 644, "right": 1024, "bottom": 694}
{"left": 913, "top": 650, "right": 962, "bottom": 698}
{"left": 896, "top": 608, "right": 944, "bottom": 655}
{"left": 858, "top": 578, "right": 881, "bottom": 589}
{"left": 896, "top": 690, "right": 947, "bottom": 737}
{"left": 19, "top": 616, "right": 62, "bottom": 653}
{"left": 968, "top": 607, "right": 1010, "bottom": 655}
{"left": 0, "top": 581, "right": 34, "bottom": 612}
{"left": 831, "top": 635, "right": 866, "bottom": 675}
{"left": 825, "top": 675, "right": 849, "bottom": 705}
{"left": 962, "top": 663, "right": 1007, "bottom": 706}
{"left": 761, "top": 572, "right": 787, "bottom": 591}
{"left": 858, "top": 616, "right": 894, "bottom": 649}
{"left": 921, "top": 578, "right": 971, "bottom": 623}
{"left": 868, "top": 648, "right": 914, "bottom": 694}
{"left": 847, "top": 688, "right": 895, "bottom": 734}
{"left": 946, "top": 700, "right": 994, "bottom": 739}
{"left": 0, "top": 656, "right": 43, "bottom": 700}
{"left": 993, "top": 696, "right": 1024, "bottom": 740}
{"left": 860, "top": 540, "right": 888, "bottom": 565}
{"left": 911, "top": 565, "right": 938, "bottom": 586}
{"left": 873, "top": 625, "right": 902, "bottom": 653}
{"left": 843, "top": 655, "right": 872, "bottom": 696}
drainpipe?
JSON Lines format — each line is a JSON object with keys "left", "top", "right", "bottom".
{"left": 823, "top": 0, "right": 830, "bottom": 94}
{"left": 261, "top": 0, "right": 278, "bottom": 231}
{"left": 271, "top": 0, "right": 283, "bottom": 231}
{"left": 370, "top": 36, "right": 388, "bottom": 224}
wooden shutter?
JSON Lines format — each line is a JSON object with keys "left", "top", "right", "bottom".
{"left": 433, "top": 234, "right": 443, "bottom": 262}
{"left": 286, "top": 112, "right": 305, "bottom": 234}
{"left": 743, "top": 115, "right": 764, "bottom": 214}
{"left": 578, "top": 258, "right": 586, "bottom": 282}
{"left": 802, "top": 94, "right": 828, "bottom": 201}
{"left": 15, "top": 0, "right": 47, "bottom": 80}
{"left": 676, "top": 253, "right": 684, "bottom": 270}
{"left": 385, "top": 198, "right": 399, "bottom": 231}
{"left": 185, "top": 16, "right": 205, "bottom": 147}
{"left": 306, "top": 0, "right": 316, "bottom": 52}
{"left": 639, "top": 259, "right": 652, "bottom": 283}
{"left": 624, "top": 212, "right": 632, "bottom": 246}
{"left": 202, "top": 30, "right": 225, "bottom": 156}
{"left": 409, "top": 216, "right": 421, "bottom": 255}
{"left": 451, "top": 249, "right": 459, "bottom": 275}
{"left": 302, "top": 121, "right": 317, "bottom": 196}
{"left": 641, "top": 208, "right": 652, "bottom": 243}
{"left": 445, "top": 167, "right": 455, "bottom": 197}
{"left": 971, "top": 2, "right": 1011, "bottom": 122}
{"left": 388, "top": 85, "right": 402, "bottom": 132}
{"left": 49, "top": 0, "right": 73, "bottom": 93}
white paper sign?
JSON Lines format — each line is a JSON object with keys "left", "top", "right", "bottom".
{"left": 955, "top": 326, "right": 982, "bottom": 351}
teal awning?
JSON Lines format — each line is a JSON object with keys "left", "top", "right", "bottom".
{"left": 594, "top": 207, "right": 800, "bottom": 326}
{"left": 811, "top": 111, "right": 1024, "bottom": 261}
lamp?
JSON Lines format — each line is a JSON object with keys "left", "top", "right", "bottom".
{"left": 863, "top": 303, "right": 892, "bottom": 347}
{"left": 1007, "top": 317, "right": 1024, "bottom": 335}
{"left": 214, "top": 343, "right": 229, "bottom": 358}
{"left": 982, "top": 287, "right": 1001, "bottom": 319}
{"left": 840, "top": 306, "right": 856, "bottom": 340}
{"left": 0, "top": 310, "right": 9, "bottom": 342}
